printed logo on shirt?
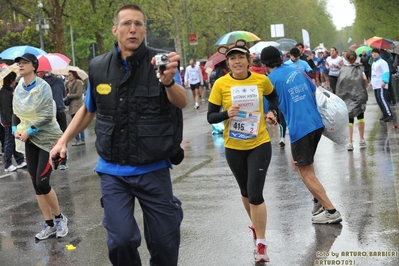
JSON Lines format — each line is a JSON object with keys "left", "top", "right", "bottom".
{"left": 96, "top": 84, "right": 111, "bottom": 95}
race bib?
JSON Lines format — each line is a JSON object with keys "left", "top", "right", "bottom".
{"left": 229, "top": 111, "right": 261, "bottom": 140}
{"left": 231, "top": 85, "right": 259, "bottom": 111}
{"left": 228, "top": 85, "right": 261, "bottom": 140}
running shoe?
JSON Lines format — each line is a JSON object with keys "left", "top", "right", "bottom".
{"left": 359, "top": 140, "right": 367, "bottom": 149}
{"left": 312, "top": 201, "right": 324, "bottom": 216}
{"left": 5, "top": 165, "right": 17, "bottom": 172}
{"left": 346, "top": 143, "right": 354, "bottom": 151}
{"left": 16, "top": 161, "right": 27, "bottom": 169}
{"left": 35, "top": 223, "right": 57, "bottom": 240}
{"left": 254, "top": 243, "right": 270, "bottom": 263}
{"left": 55, "top": 214, "right": 69, "bottom": 238}
{"left": 312, "top": 210, "right": 342, "bottom": 224}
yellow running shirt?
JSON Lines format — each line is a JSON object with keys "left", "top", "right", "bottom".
{"left": 208, "top": 72, "right": 274, "bottom": 150}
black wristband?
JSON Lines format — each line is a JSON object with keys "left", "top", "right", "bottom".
{"left": 163, "top": 79, "right": 175, "bottom": 88}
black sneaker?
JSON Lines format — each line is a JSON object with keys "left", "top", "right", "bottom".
{"left": 383, "top": 116, "right": 394, "bottom": 122}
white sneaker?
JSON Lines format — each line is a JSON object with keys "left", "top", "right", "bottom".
{"left": 359, "top": 140, "right": 367, "bottom": 149}
{"left": 59, "top": 164, "right": 68, "bottom": 170}
{"left": 55, "top": 214, "right": 69, "bottom": 238}
{"left": 312, "top": 210, "right": 342, "bottom": 224}
{"left": 5, "top": 165, "right": 17, "bottom": 172}
{"left": 347, "top": 143, "right": 354, "bottom": 151}
{"left": 17, "top": 161, "right": 27, "bottom": 169}
{"left": 35, "top": 223, "right": 57, "bottom": 240}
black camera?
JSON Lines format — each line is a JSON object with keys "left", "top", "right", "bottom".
{"left": 51, "top": 154, "right": 63, "bottom": 170}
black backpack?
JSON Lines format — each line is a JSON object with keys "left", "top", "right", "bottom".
{"left": 209, "top": 66, "right": 224, "bottom": 86}
{"left": 380, "top": 50, "right": 396, "bottom": 74}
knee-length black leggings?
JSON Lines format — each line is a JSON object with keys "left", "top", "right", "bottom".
{"left": 25, "top": 141, "right": 53, "bottom": 195}
{"left": 225, "top": 142, "right": 272, "bottom": 205}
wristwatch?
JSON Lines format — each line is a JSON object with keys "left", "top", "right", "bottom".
{"left": 163, "top": 79, "right": 175, "bottom": 88}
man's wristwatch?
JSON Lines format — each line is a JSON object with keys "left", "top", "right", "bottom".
{"left": 163, "top": 79, "right": 175, "bottom": 88}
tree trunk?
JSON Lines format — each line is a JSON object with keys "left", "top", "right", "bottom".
{"left": 95, "top": 31, "right": 105, "bottom": 54}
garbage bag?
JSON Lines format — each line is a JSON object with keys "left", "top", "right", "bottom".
{"left": 336, "top": 64, "right": 368, "bottom": 118}
{"left": 315, "top": 86, "right": 349, "bottom": 145}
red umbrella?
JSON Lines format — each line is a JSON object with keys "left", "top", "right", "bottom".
{"left": 37, "top": 53, "right": 71, "bottom": 72}
{"left": 0, "top": 63, "right": 8, "bottom": 68}
{"left": 205, "top": 52, "right": 225, "bottom": 69}
{"left": 349, "top": 44, "right": 359, "bottom": 50}
{"left": 366, "top": 37, "right": 396, "bottom": 50}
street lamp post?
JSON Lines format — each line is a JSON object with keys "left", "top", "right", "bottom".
{"left": 37, "top": 1, "right": 44, "bottom": 50}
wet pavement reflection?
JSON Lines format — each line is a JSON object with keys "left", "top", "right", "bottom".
{"left": 0, "top": 90, "right": 398, "bottom": 265}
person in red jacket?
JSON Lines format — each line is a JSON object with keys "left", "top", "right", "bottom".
{"left": 249, "top": 55, "right": 266, "bottom": 75}
{"left": 199, "top": 61, "right": 209, "bottom": 103}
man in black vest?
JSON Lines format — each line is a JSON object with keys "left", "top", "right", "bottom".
{"left": 50, "top": 4, "right": 188, "bottom": 266}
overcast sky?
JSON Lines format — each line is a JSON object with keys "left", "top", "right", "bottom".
{"left": 327, "top": 0, "right": 356, "bottom": 29}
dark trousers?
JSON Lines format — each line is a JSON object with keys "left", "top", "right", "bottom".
{"left": 3, "top": 127, "right": 24, "bottom": 168}
{"left": 277, "top": 110, "right": 287, "bottom": 138}
{"left": 100, "top": 168, "right": 183, "bottom": 266}
{"left": 386, "top": 74, "right": 397, "bottom": 104}
{"left": 56, "top": 111, "right": 68, "bottom": 165}
{"left": 0, "top": 124, "right": 4, "bottom": 153}
{"left": 329, "top": 75, "right": 338, "bottom": 94}
{"left": 56, "top": 111, "right": 67, "bottom": 132}
{"left": 374, "top": 88, "right": 393, "bottom": 118}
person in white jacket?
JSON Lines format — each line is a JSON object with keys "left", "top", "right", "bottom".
{"left": 184, "top": 59, "right": 203, "bottom": 109}
{"left": 371, "top": 48, "right": 394, "bottom": 122}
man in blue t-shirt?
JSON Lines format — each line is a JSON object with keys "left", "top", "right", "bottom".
{"left": 260, "top": 46, "right": 342, "bottom": 225}
{"left": 284, "top": 47, "right": 313, "bottom": 79}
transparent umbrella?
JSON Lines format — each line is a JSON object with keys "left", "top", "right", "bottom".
{"left": 52, "top": 66, "right": 88, "bottom": 80}
{"left": 275, "top": 38, "right": 297, "bottom": 51}
{"left": 249, "top": 41, "right": 281, "bottom": 54}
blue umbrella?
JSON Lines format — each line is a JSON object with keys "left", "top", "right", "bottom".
{"left": 0, "top": 45, "right": 47, "bottom": 60}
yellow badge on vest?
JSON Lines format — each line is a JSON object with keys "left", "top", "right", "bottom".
{"left": 96, "top": 84, "right": 112, "bottom": 95}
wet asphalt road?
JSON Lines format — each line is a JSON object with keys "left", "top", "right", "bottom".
{"left": 0, "top": 89, "right": 398, "bottom": 266}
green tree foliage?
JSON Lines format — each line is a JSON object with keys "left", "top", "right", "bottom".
{"left": 21, "top": 26, "right": 54, "bottom": 51}
{"left": 351, "top": 0, "right": 399, "bottom": 42}
{"left": 1, "top": 0, "right": 397, "bottom": 67}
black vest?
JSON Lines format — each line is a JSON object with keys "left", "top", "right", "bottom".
{"left": 89, "top": 43, "right": 183, "bottom": 165}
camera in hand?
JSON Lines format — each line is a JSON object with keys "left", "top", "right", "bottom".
{"left": 155, "top": 53, "right": 169, "bottom": 73}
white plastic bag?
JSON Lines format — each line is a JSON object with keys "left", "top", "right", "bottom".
{"left": 315, "top": 87, "right": 349, "bottom": 145}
